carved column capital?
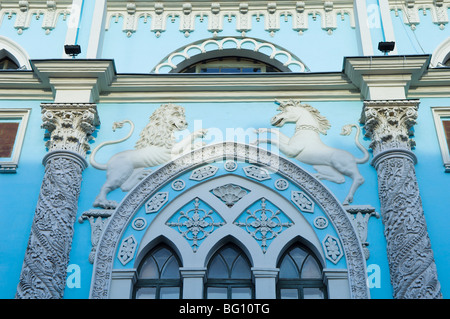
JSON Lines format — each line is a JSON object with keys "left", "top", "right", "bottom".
{"left": 361, "top": 99, "right": 419, "bottom": 157}
{"left": 41, "top": 103, "right": 99, "bottom": 158}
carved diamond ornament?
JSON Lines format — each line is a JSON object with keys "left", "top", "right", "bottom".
{"left": 234, "top": 198, "right": 293, "bottom": 253}
{"left": 322, "top": 235, "right": 343, "bottom": 264}
{"left": 190, "top": 165, "right": 219, "bottom": 181}
{"left": 118, "top": 235, "right": 137, "bottom": 266}
{"left": 166, "top": 198, "right": 225, "bottom": 252}
{"left": 291, "top": 191, "right": 314, "bottom": 213}
{"left": 243, "top": 165, "right": 271, "bottom": 181}
{"left": 145, "top": 192, "right": 169, "bottom": 213}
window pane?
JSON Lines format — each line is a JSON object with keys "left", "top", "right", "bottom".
{"left": 280, "top": 289, "right": 298, "bottom": 299}
{"left": 0, "top": 122, "right": 19, "bottom": 158}
{"left": 207, "top": 287, "right": 228, "bottom": 299}
{"left": 279, "top": 256, "right": 299, "bottom": 279}
{"left": 303, "top": 288, "right": 324, "bottom": 299}
{"left": 221, "top": 68, "right": 241, "bottom": 73}
{"left": 136, "top": 287, "right": 156, "bottom": 299}
{"left": 442, "top": 120, "right": 450, "bottom": 152}
{"left": 231, "top": 287, "right": 251, "bottom": 299}
{"left": 289, "top": 247, "right": 308, "bottom": 270}
{"left": 161, "top": 256, "right": 180, "bottom": 279}
{"left": 301, "top": 256, "right": 322, "bottom": 279}
{"left": 153, "top": 247, "right": 172, "bottom": 270}
{"left": 139, "top": 257, "right": 159, "bottom": 279}
{"left": 220, "top": 246, "right": 239, "bottom": 268}
{"left": 160, "top": 287, "right": 180, "bottom": 299}
{"left": 231, "top": 255, "right": 251, "bottom": 279}
{"left": 208, "top": 255, "right": 228, "bottom": 278}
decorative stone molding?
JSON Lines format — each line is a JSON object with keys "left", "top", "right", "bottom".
{"left": 89, "top": 142, "right": 370, "bottom": 299}
{"left": 322, "top": 234, "right": 344, "bottom": 264}
{"left": 0, "top": 0, "right": 72, "bottom": 34}
{"left": 344, "top": 205, "right": 380, "bottom": 260}
{"left": 362, "top": 100, "right": 442, "bottom": 299}
{"left": 78, "top": 209, "right": 114, "bottom": 264}
{"left": 211, "top": 183, "right": 248, "bottom": 207}
{"left": 390, "top": 0, "right": 450, "bottom": 30}
{"left": 105, "top": 1, "right": 355, "bottom": 37}
{"left": 41, "top": 103, "right": 99, "bottom": 158}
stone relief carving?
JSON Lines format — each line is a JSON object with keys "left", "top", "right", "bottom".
{"left": 291, "top": 190, "right": 315, "bottom": 213}
{"left": 89, "top": 103, "right": 208, "bottom": 209}
{"left": 362, "top": 100, "right": 442, "bottom": 299}
{"left": 243, "top": 165, "right": 271, "bottom": 181}
{"left": 253, "top": 99, "right": 369, "bottom": 205}
{"left": 166, "top": 198, "right": 225, "bottom": 252}
{"left": 189, "top": 165, "right": 218, "bottom": 181}
{"left": 391, "top": 1, "right": 449, "bottom": 30}
{"left": 90, "top": 143, "right": 370, "bottom": 299}
{"left": 322, "top": 234, "right": 344, "bottom": 265}
{"left": 78, "top": 209, "right": 114, "bottom": 264}
{"left": 118, "top": 235, "right": 137, "bottom": 265}
{"left": 234, "top": 198, "right": 293, "bottom": 253}
{"left": 344, "top": 205, "right": 379, "bottom": 260}
{"left": 145, "top": 192, "right": 169, "bottom": 214}
{"left": 16, "top": 103, "right": 99, "bottom": 299}
{"left": 211, "top": 183, "right": 248, "bottom": 207}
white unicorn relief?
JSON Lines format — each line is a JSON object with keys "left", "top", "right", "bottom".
{"left": 252, "top": 100, "right": 369, "bottom": 205}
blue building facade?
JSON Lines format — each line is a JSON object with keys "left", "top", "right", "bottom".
{"left": 0, "top": 0, "right": 449, "bottom": 299}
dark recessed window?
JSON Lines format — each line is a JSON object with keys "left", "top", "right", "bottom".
{"left": 205, "top": 243, "right": 253, "bottom": 299}
{"left": 180, "top": 57, "right": 281, "bottom": 74}
{"left": 0, "top": 57, "right": 19, "bottom": 70}
{"left": 133, "top": 244, "right": 182, "bottom": 299}
{"left": 277, "top": 243, "right": 327, "bottom": 299}
{"left": 0, "top": 122, "right": 19, "bottom": 157}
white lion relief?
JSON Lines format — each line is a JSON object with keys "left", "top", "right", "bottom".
{"left": 90, "top": 103, "right": 207, "bottom": 209}
{"left": 252, "top": 100, "right": 369, "bottom": 205}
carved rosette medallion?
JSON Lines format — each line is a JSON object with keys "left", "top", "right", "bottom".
{"left": 16, "top": 103, "right": 99, "bottom": 299}
{"left": 362, "top": 100, "right": 442, "bottom": 299}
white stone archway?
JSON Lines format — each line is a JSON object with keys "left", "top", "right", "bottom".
{"left": 89, "top": 142, "right": 369, "bottom": 299}
{"left": 0, "top": 36, "right": 31, "bottom": 69}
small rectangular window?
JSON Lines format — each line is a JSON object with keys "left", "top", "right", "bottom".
{"left": 431, "top": 107, "right": 450, "bottom": 172}
{"left": 0, "top": 109, "right": 30, "bottom": 173}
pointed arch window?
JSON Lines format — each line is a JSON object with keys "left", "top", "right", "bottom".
{"left": 133, "top": 244, "right": 182, "bottom": 299}
{"left": 277, "top": 243, "right": 326, "bottom": 299}
{"left": 0, "top": 56, "right": 19, "bottom": 70}
{"left": 205, "top": 243, "right": 253, "bottom": 299}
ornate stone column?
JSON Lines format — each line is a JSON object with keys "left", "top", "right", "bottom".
{"left": 362, "top": 100, "right": 442, "bottom": 299}
{"left": 16, "top": 103, "right": 99, "bottom": 299}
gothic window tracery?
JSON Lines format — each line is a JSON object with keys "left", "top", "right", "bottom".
{"left": 205, "top": 243, "right": 253, "bottom": 299}
{"left": 133, "top": 244, "right": 182, "bottom": 299}
{"left": 277, "top": 243, "right": 326, "bottom": 299}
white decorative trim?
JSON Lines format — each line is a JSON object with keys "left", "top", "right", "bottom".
{"left": 118, "top": 235, "right": 138, "bottom": 266}
{"left": 223, "top": 160, "right": 238, "bottom": 172}
{"left": 0, "top": 36, "right": 31, "bottom": 69}
{"left": 171, "top": 179, "right": 186, "bottom": 191}
{"left": 145, "top": 192, "right": 169, "bottom": 213}
{"left": 430, "top": 37, "right": 450, "bottom": 67}
{"left": 152, "top": 37, "right": 308, "bottom": 73}
{"left": 322, "top": 234, "right": 344, "bottom": 265}
{"left": 243, "top": 165, "right": 271, "bottom": 181}
{"left": 90, "top": 142, "right": 370, "bottom": 299}
{"left": 189, "top": 164, "right": 219, "bottom": 181}
{"left": 0, "top": 0, "right": 72, "bottom": 36}
{"left": 274, "top": 178, "right": 289, "bottom": 190}
{"left": 314, "top": 216, "right": 329, "bottom": 229}
{"left": 291, "top": 190, "right": 315, "bottom": 213}
{"left": 390, "top": 0, "right": 450, "bottom": 30}
{"left": 0, "top": 108, "right": 31, "bottom": 173}
{"left": 431, "top": 107, "right": 450, "bottom": 171}
{"left": 105, "top": 1, "right": 355, "bottom": 38}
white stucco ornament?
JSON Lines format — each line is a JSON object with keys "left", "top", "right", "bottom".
{"left": 253, "top": 100, "right": 369, "bottom": 205}
{"left": 89, "top": 103, "right": 208, "bottom": 209}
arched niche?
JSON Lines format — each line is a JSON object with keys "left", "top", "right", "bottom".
{"left": 89, "top": 142, "right": 369, "bottom": 299}
{"left": 0, "top": 36, "right": 31, "bottom": 69}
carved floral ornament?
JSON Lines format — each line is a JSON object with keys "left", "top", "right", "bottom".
{"left": 90, "top": 142, "right": 370, "bottom": 299}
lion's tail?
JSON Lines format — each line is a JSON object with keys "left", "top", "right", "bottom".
{"left": 89, "top": 120, "right": 135, "bottom": 170}
{"left": 340, "top": 124, "right": 370, "bottom": 164}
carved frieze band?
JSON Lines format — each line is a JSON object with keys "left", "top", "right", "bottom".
{"left": 362, "top": 100, "right": 442, "bottom": 299}
{"left": 16, "top": 155, "right": 84, "bottom": 299}
{"left": 106, "top": 1, "right": 356, "bottom": 37}
{"left": 390, "top": 0, "right": 450, "bottom": 30}
{"left": 0, "top": 1, "right": 72, "bottom": 34}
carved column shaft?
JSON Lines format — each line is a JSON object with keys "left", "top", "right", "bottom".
{"left": 16, "top": 104, "right": 98, "bottom": 299}
{"left": 362, "top": 100, "right": 442, "bottom": 299}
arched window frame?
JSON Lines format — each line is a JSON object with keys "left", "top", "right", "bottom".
{"left": 277, "top": 243, "right": 327, "bottom": 299}
{"left": 133, "top": 244, "right": 183, "bottom": 299}
{"left": 204, "top": 243, "right": 254, "bottom": 299}
{"left": 0, "top": 36, "right": 31, "bottom": 70}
